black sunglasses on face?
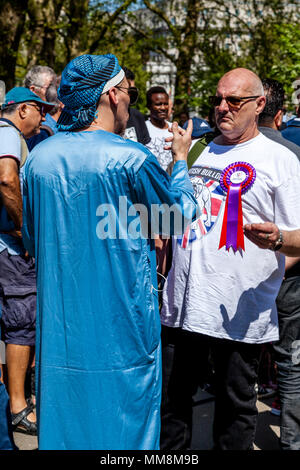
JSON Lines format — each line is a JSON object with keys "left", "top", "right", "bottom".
{"left": 209, "top": 95, "right": 260, "bottom": 109}
{"left": 115, "top": 86, "right": 139, "bottom": 105}
{"left": 27, "top": 102, "right": 46, "bottom": 115}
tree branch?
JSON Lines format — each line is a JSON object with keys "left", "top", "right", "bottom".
{"left": 89, "top": 0, "right": 135, "bottom": 53}
{"left": 142, "top": 0, "right": 181, "bottom": 46}
{"left": 117, "top": 16, "right": 176, "bottom": 63}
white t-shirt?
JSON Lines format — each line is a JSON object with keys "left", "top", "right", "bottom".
{"left": 146, "top": 119, "right": 172, "bottom": 172}
{"left": 161, "top": 133, "right": 300, "bottom": 344}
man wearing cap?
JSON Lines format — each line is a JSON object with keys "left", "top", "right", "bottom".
{"left": 0, "top": 87, "right": 53, "bottom": 436}
{"left": 21, "top": 54, "right": 197, "bottom": 450}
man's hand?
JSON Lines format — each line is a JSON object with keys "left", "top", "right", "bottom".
{"left": 0, "top": 229, "right": 22, "bottom": 238}
{"left": 243, "top": 222, "right": 280, "bottom": 250}
{"left": 164, "top": 119, "right": 193, "bottom": 163}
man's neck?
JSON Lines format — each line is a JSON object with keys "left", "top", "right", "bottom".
{"left": 82, "top": 117, "right": 113, "bottom": 133}
{"left": 259, "top": 122, "right": 278, "bottom": 131}
{"left": 150, "top": 116, "right": 168, "bottom": 129}
{"left": 0, "top": 116, "right": 22, "bottom": 134}
{"left": 214, "top": 126, "right": 260, "bottom": 146}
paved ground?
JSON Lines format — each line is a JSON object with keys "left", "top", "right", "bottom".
{"left": 13, "top": 389, "right": 280, "bottom": 451}
{"left": 191, "top": 389, "right": 280, "bottom": 450}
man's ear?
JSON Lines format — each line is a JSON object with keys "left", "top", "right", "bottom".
{"left": 107, "top": 87, "right": 118, "bottom": 106}
{"left": 256, "top": 95, "right": 266, "bottom": 115}
{"left": 18, "top": 103, "right": 28, "bottom": 119}
{"left": 274, "top": 109, "right": 283, "bottom": 130}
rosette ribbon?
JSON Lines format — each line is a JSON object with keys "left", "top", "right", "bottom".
{"left": 219, "top": 161, "right": 256, "bottom": 252}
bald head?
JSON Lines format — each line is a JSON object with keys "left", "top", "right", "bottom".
{"left": 218, "top": 68, "right": 264, "bottom": 96}
{"left": 214, "top": 68, "right": 266, "bottom": 145}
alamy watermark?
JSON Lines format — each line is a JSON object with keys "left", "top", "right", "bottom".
{"left": 95, "top": 196, "right": 198, "bottom": 240}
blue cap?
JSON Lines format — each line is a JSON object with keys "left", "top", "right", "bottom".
{"left": 2, "top": 87, "right": 54, "bottom": 111}
{"left": 183, "top": 117, "right": 212, "bottom": 138}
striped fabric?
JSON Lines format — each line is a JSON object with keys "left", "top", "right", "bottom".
{"left": 57, "top": 54, "right": 123, "bottom": 131}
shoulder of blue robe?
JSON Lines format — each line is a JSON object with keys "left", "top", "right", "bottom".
{"left": 23, "top": 130, "right": 151, "bottom": 178}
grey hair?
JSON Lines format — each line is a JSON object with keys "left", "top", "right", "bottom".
{"left": 1, "top": 103, "right": 19, "bottom": 116}
{"left": 45, "top": 82, "right": 60, "bottom": 115}
{"left": 23, "top": 65, "right": 56, "bottom": 88}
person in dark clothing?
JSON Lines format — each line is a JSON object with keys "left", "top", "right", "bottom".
{"left": 259, "top": 79, "right": 300, "bottom": 159}
{"left": 258, "top": 78, "right": 300, "bottom": 450}
{"left": 122, "top": 67, "right": 150, "bottom": 145}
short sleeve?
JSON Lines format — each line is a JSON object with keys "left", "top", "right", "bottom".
{"left": 0, "top": 127, "right": 22, "bottom": 164}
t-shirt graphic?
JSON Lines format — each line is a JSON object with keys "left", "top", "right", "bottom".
{"left": 146, "top": 137, "right": 172, "bottom": 171}
{"left": 178, "top": 165, "right": 224, "bottom": 248}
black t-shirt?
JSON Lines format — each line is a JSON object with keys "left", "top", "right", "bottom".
{"left": 125, "top": 108, "right": 150, "bottom": 145}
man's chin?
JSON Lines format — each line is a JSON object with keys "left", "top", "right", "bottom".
{"left": 217, "top": 121, "right": 233, "bottom": 132}
{"left": 25, "top": 128, "right": 40, "bottom": 139}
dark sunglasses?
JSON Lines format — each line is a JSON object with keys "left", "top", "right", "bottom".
{"left": 209, "top": 95, "right": 260, "bottom": 109}
{"left": 115, "top": 86, "right": 139, "bottom": 105}
{"left": 27, "top": 102, "right": 46, "bottom": 115}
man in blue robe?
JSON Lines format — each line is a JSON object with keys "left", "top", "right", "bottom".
{"left": 21, "top": 54, "right": 197, "bottom": 450}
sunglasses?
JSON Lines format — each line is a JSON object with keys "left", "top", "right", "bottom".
{"left": 209, "top": 95, "right": 260, "bottom": 109}
{"left": 115, "top": 86, "right": 139, "bottom": 105}
{"left": 27, "top": 102, "right": 46, "bottom": 115}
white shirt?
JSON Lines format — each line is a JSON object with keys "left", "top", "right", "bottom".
{"left": 161, "top": 133, "right": 300, "bottom": 344}
{"left": 146, "top": 119, "right": 172, "bottom": 172}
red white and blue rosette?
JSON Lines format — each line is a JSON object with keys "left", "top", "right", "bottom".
{"left": 219, "top": 161, "right": 256, "bottom": 252}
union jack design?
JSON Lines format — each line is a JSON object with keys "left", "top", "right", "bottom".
{"left": 177, "top": 167, "right": 224, "bottom": 248}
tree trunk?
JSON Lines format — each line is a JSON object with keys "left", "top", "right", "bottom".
{"left": 173, "top": 0, "right": 203, "bottom": 116}
{"left": 26, "top": 0, "right": 64, "bottom": 70}
{"left": 0, "top": 0, "right": 28, "bottom": 89}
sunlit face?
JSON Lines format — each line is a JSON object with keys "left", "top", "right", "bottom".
{"left": 115, "top": 78, "right": 130, "bottom": 136}
{"left": 23, "top": 102, "right": 46, "bottom": 138}
{"left": 149, "top": 93, "right": 169, "bottom": 123}
{"left": 215, "top": 73, "right": 262, "bottom": 142}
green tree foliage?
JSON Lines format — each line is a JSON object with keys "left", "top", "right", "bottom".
{"left": 1, "top": 0, "right": 299, "bottom": 117}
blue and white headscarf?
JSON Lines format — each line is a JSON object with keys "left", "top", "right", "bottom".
{"left": 57, "top": 54, "right": 124, "bottom": 131}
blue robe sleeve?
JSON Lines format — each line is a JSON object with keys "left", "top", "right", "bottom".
{"left": 133, "top": 152, "right": 198, "bottom": 236}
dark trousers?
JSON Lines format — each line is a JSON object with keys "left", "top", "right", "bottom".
{"left": 160, "top": 326, "right": 261, "bottom": 450}
{"left": 274, "top": 276, "right": 300, "bottom": 450}
{"left": 0, "top": 373, "right": 15, "bottom": 450}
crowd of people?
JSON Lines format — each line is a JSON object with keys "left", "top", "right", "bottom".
{"left": 0, "top": 52, "right": 300, "bottom": 451}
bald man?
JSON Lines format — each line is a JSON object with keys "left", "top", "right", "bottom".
{"left": 160, "top": 68, "right": 300, "bottom": 450}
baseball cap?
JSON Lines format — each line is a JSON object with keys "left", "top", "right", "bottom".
{"left": 183, "top": 117, "right": 212, "bottom": 138}
{"left": 1, "top": 87, "right": 54, "bottom": 112}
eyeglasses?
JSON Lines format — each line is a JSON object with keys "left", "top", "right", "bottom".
{"left": 209, "top": 95, "right": 260, "bottom": 109}
{"left": 115, "top": 86, "right": 139, "bottom": 105}
{"left": 26, "top": 102, "right": 46, "bottom": 115}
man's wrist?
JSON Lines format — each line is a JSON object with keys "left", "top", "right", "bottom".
{"left": 173, "top": 155, "right": 187, "bottom": 162}
{"left": 272, "top": 230, "right": 284, "bottom": 251}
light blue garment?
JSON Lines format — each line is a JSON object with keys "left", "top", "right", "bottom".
{"left": 0, "top": 122, "right": 24, "bottom": 255}
{"left": 22, "top": 129, "right": 197, "bottom": 450}
{"left": 282, "top": 117, "right": 300, "bottom": 146}
{"left": 44, "top": 113, "right": 58, "bottom": 134}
